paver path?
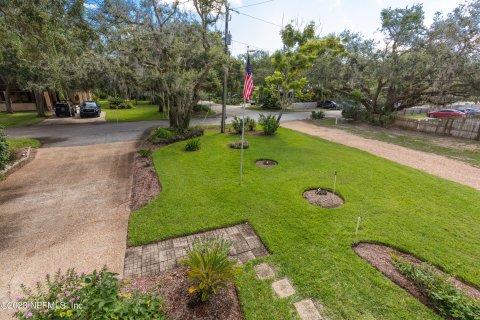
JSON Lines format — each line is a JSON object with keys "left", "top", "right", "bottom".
{"left": 124, "top": 223, "right": 269, "bottom": 277}
{"left": 283, "top": 121, "right": 480, "bottom": 190}
{"left": 0, "top": 141, "right": 135, "bottom": 320}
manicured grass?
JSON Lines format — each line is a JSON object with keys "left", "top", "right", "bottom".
{"left": 7, "top": 138, "right": 41, "bottom": 152}
{"left": 0, "top": 112, "right": 45, "bottom": 128}
{"left": 400, "top": 114, "right": 428, "bottom": 119}
{"left": 100, "top": 100, "right": 216, "bottom": 122}
{"left": 310, "top": 118, "right": 480, "bottom": 167}
{"left": 128, "top": 128, "right": 480, "bottom": 319}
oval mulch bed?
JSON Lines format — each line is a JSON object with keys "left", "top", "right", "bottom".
{"left": 255, "top": 159, "right": 278, "bottom": 167}
{"left": 353, "top": 242, "right": 480, "bottom": 307}
{"left": 303, "top": 188, "right": 344, "bottom": 208}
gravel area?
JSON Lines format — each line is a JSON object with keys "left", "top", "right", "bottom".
{"left": 283, "top": 121, "right": 480, "bottom": 190}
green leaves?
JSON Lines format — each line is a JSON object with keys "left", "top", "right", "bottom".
{"left": 181, "top": 237, "right": 242, "bottom": 303}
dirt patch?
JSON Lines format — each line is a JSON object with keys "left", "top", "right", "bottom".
{"left": 303, "top": 188, "right": 344, "bottom": 208}
{"left": 255, "top": 159, "right": 278, "bottom": 167}
{"left": 121, "top": 266, "right": 242, "bottom": 320}
{"left": 130, "top": 150, "right": 161, "bottom": 211}
{"left": 353, "top": 243, "right": 480, "bottom": 307}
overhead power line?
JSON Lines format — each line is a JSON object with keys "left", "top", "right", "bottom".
{"left": 231, "top": 0, "right": 274, "bottom": 10}
{"left": 234, "top": 11, "right": 283, "bottom": 28}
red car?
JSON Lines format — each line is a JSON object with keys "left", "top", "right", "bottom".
{"left": 427, "top": 109, "right": 466, "bottom": 118}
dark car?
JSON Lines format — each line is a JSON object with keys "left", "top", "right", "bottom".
{"left": 456, "top": 107, "right": 480, "bottom": 117}
{"left": 55, "top": 101, "right": 75, "bottom": 117}
{"left": 80, "top": 101, "right": 101, "bottom": 118}
{"left": 317, "top": 100, "right": 339, "bottom": 109}
{"left": 427, "top": 109, "right": 466, "bottom": 118}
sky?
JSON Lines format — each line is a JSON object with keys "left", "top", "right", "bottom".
{"left": 223, "top": 0, "right": 466, "bottom": 56}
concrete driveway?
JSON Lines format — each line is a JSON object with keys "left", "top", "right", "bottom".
{"left": 0, "top": 141, "right": 135, "bottom": 319}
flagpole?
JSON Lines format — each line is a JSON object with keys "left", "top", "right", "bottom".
{"left": 239, "top": 46, "right": 249, "bottom": 185}
{"left": 240, "top": 96, "right": 246, "bottom": 184}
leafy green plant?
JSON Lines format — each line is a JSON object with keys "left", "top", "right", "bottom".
{"left": 193, "top": 104, "right": 211, "bottom": 113}
{"left": 231, "top": 116, "right": 244, "bottom": 134}
{"left": 109, "top": 97, "right": 134, "bottom": 109}
{"left": 184, "top": 139, "right": 201, "bottom": 152}
{"left": 15, "top": 267, "right": 166, "bottom": 320}
{"left": 246, "top": 117, "right": 256, "bottom": 131}
{"left": 392, "top": 255, "right": 480, "bottom": 320}
{"left": 229, "top": 139, "right": 250, "bottom": 149}
{"left": 311, "top": 110, "right": 325, "bottom": 120}
{"left": 148, "top": 127, "right": 204, "bottom": 145}
{"left": 181, "top": 237, "right": 241, "bottom": 303}
{"left": 138, "top": 149, "right": 153, "bottom": 158}
{"left": 341, "top": 105, "right": 365, "bottom": 121}
{"left": 0, "top": 127, "right": 10, "bottom": 171}
{"left": 258, "top": 114, "right": 281, "bottom": 135}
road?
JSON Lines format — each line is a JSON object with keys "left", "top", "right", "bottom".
{"left": 5, "top": 105, "right": 341, "bottom": 147}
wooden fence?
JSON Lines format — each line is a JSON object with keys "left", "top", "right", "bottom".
{"left": 394, "top": 117, "right": 480, "bottom": 140}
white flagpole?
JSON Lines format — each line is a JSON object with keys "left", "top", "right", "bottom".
{"left": 240, "top": 96, "right": 246, "bottom": 184}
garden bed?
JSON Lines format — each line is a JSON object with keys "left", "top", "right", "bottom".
{"left": 255, "top": 159, "right": 278, "bottom": 167}
{"left": 353, "top": 242, "right": 480, "bottom": 307}
{"left": 122, "top": 266, "right": 243, "bottom": 320}
{"left": 303, "top": 188, "right": 344, "bottom": 208}
{"left": 130, "top": 143, "right": 161, "bottom": 211}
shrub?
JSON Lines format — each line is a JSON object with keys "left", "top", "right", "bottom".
{"left": 257, "top": 86, "right": 281, "bottom": 109}
{"left": 258, "top": 114, "right": 281, "bottom": 135}
{"left": 192, "top": 104, "right": 211, "bottom": 113}
{"left": 228, "top": 139, "right": 250, "bottom": 149}
{"left": 181, "top": 237, "right": 241, "bottom": 303}
{"left": 310, "top": 110, "right": 325, "bottom": 120}
{"left": 109, "top": 98, "right": 134, "bottom": 109}
{"left": 246, "top": 117, "right": 256, "bottom": 131}
{"left": 15, "top": 268, "right": 166, "bottom": 320}
{"left": 392, "top": 255, "right": 480, "bottom": 320}
{"left": 231, "top": 116, "right": 244, "bottom": 134}
{"left": 369, "top": 113, "right": 396, "bottom": 127}
{"left": 138, "top": 149, "right": 152, "bottom": 158}
{"left": 0, "top": 127, "right": 10, "bottom": 171}
{"left": 341, "top": 105, "right": 364, "bottom": 121}
{"left": 148, "top": 127, "right": 204, "bottom": 145}
{"left": 184, "top": 139, "right": 201, "bottom": 152}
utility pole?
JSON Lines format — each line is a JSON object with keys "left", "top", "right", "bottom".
{"left": 221, "top": 1, "right": 230, "bottom": 133}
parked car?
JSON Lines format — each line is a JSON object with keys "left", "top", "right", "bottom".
{"left": 317, "top": 100, "right": 339, "bottom": 109}
{"left": 456, "top": 107, "right": 480, "bottom": 117}
{"left": 427, "top": 109, "right": 466, "bottom": 118}
{"left": 55, "top": 101, "right": 75, "bottom": 117}
{"left": 80, "top": 101, "right": 101, "bottom": 118}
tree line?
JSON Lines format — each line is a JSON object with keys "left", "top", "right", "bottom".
{"left": 1, "top": 0, "right": 479, "bottom": 129}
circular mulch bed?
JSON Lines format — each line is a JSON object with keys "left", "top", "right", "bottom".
{"left": 255, "top": 159, "right": 278, "bottom": 167}
{"left": 303, "top": 188, "right": 344, "bottom": 208}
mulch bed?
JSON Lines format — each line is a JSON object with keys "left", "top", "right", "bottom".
{"left": 303, "top": 188, "right": 344, "bottom": 208}
{"left": 121, "top": 266, "right": 243, "bottom": 320}
{"left": 228, "top": 130, "right": 264, "bottom": 136}
{"left": 353, "top": 242, "right": 480, "bottom": 308}
{"left": 130, "top": 142, "right": 161, "bottom": 211}
{"left": 255, "top": 159, "right": 278, "bottom": 167}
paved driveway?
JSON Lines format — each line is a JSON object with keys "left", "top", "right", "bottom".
{"left": 0, "top": 142, "right": 135, "bottom": 319}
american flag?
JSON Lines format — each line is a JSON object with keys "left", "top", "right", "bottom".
{"left": 243, "top": 55, "right": 254, "bottom": 100}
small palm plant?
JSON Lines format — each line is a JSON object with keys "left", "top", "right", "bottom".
{"left": 181, "top": 237, "right": 242, "bottom": 304}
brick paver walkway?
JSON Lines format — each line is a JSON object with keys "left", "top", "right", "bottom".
{"left": 124, "top": 223, "right": 269, "bottom": 277}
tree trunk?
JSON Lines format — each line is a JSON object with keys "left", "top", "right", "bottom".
{"left": 34, "top": 90, "right": 46, "bottom": 117}
{"left": 4, "top": 82, "right": 13, "bottom": 113}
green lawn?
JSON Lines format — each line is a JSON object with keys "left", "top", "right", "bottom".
{"left": 309, "top": 118, "right": 480, "bottom": 167}
{"left": 100, "top": 100, "right": 216, "bottom": 122}
{"left": 128, "top": 128, "right": 480, "bottom": 320}
{"left": 0, "top": 112, "right": 45, "bottom": 128}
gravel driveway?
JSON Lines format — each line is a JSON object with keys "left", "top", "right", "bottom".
{"left": 0, "top": 142, "right": 135, "bottom": 319}
{"left": 283, "top": 121, "right": 480, "bottom": 190}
